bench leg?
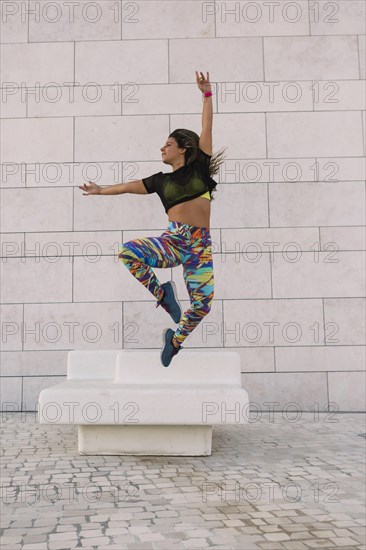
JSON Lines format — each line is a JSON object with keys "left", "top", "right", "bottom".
{"left": 77, "top": 425, "right": 212, "bottom": 456}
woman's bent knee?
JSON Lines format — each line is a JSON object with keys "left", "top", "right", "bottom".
{"left": 118, "top": 243, "right": 132, "bottom": 262}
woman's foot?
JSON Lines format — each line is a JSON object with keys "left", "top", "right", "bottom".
{"left": 161, "top": 328, "right": 183, "bottom": 367}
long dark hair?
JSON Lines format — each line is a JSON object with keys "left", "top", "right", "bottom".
{"left": 169, "top": 129, "right": 227, "bottom": 201}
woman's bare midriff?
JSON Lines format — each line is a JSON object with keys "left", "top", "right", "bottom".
{"left": 167, "top": 196, "right": 211, "bottom": 229}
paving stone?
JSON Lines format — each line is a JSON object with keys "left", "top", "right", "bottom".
{"left": 1, "top": 413, "right": 365, "bottom": 550}
{"left": 333, "top": 528, "right": 360, "bottom": 537}
{"left": 282, "top": 543, "right": 309, "bottom": 550}
{"left": 128, "top": 525, "right": 151, "bottom": 534}
{"left": 311, "top": 529, "right": 336, "bottom": 538}
{"left": 258, "top": 544, "right": 287, "bottom": 550}
{"left": 223, "top": 519, "right": 248, "bottom": 527}
{"left": 138, "top": 532, "right": 166, "bottom": 541}
{"left": 0, "top": 536, "right": 23, "bottom": 544}
{"left": 290, "top": 531, "right": 315, "bottom": 540}
{"left": 58, "top": 516, "right": 86, "bottom": 524}
{"left": 109, "top": 534, "right": 137, "bottom": 543}
{"left": 329, "top": 537, "right": 360, "bottom": 546}
{"left": 22, "top": 545, "right": 48, "bottom": 550}
{"left": 336, "top": 521, "right": 362, "bottom": 528}
{"left": 79, "top": 529, "right": 104, "bottom": 538}
{"left": 264, "top": 532, "right": 291, "bottom": 541}
{"left": 22, "top": 535, "right": 48, "bottom": 543}
{"left": 239, "top": 526, "right": 263, "bottom": 534}
{"left": 181, "top": 539, "right": 209, "bottom": 548}
{"left": 79, "top": 536, "right": 111, "bottom": 546}
{"left": 303, "top": 540, "right": 338, "bottom": 548}
{"left": 104, "top": 527, "right": 129, "bottom": 535}
{"left": 49, "top": 532, "right": 78, "bottom": 540}
{"left": 184, "top": 528, "right": 212, "bottom": 537}
{"left": 122, "top": 545, "right": 154, "bottom": 550}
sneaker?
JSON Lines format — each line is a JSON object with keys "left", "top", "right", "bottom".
{"left": 161, "top": 328, "right": 183, "bottom": 367}
{"left": 155, "top": 281, "right": 182, "bottom": 323}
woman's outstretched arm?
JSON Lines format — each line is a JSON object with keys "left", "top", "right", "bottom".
{"left": 79, "top": 180, "right": 148, "bottom": 195}
{"left": 196, "top": 70, "right": 213, "bottom": 156}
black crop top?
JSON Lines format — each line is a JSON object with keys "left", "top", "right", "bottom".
{"left": 142, "top": 150, "right": 217, "bottom": 213}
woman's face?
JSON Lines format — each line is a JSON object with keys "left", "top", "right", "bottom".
{"left": 160, "top": 137, "right": 185, "bottom": 164}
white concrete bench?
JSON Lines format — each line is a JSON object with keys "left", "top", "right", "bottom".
{"left": 37, "top": 350, "right": 249, "bottom": 456}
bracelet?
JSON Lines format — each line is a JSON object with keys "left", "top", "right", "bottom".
{"left": 203, "top": 91, "right": 213, "bottom": 97}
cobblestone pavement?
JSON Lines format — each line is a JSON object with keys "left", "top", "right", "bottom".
{"left": 0, "top": 412, "right": 365, "bottom": 550}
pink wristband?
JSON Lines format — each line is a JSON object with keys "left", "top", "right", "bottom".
{"left": 204, "top": 91, "right": 213, "bottom": 97}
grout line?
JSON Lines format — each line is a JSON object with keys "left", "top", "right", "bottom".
{"left": 3, "top": 34, "right": 365, "bottom": 45}
{"left": 2, "top": 298, "right": 365, "bottom": 305}
{"left": 3, "top": 107, "right": 366, "bottom": 121}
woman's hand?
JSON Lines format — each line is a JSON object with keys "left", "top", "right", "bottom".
{"left": 79, "top": 181, "right": 101, "bottom": 195}
{"left": 195, "top": 70, "right": 211, "bottom": 94}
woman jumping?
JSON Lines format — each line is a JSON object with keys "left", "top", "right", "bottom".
{"left": 79, "top": 71, "right": 226, "bottom": 367}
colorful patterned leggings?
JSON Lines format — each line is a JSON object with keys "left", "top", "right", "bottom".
{"left": 118, "top": 220, "right": 214, "bottom": 346}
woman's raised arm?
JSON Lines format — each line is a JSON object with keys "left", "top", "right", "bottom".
{"left": 195, "top": 70, "right": 213, "bottom": 156}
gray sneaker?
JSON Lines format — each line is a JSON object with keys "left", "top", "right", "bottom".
{"left": 161, "top": 328, "right": 183, "bottom": 367}
{"left": 155, "top": 281, "right": 182, "bottom": 323}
